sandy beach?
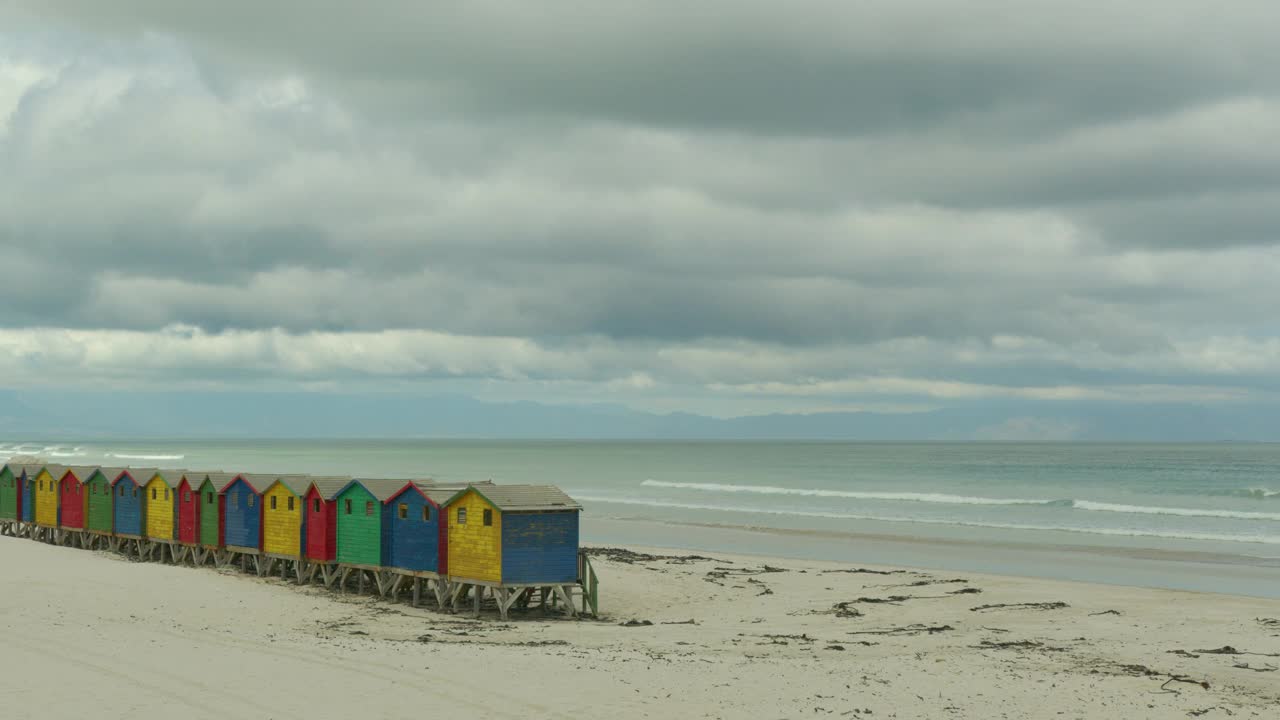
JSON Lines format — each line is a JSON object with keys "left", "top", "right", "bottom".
{"left": 1, "top": 536, "right": 1277, "bottom": 719}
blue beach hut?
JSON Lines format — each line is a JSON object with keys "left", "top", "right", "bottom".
{"left": 20, "top": 465, "right": 37, "bottom": 523}
{"left": 221, "top": 474, "right": 266, "bottom": 551}
{"left": 112, "top": 468, "right": 156, "bottom": 538}
{"left": 381, "top": 483, "right": 450, "bottom": 573}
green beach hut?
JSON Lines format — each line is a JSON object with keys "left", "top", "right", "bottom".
{"left": 333, "top": 478, "right": 409, "bottom": 568}
{"left": 85, "top": 467, "right": 125, "bottom": 539}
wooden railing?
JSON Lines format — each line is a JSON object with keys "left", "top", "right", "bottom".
{"left": 578, "top": 550, "right": 599, "bottom": 616}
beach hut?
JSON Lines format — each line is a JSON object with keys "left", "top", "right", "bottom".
{"left": 83, "top": 467, "right": 123, "bottom": 544}
{"left": 0, "top": 463, "right": 19, "bottom": 529}
{"left": 262, "top": 475, "right": 311, "bottom": 558}
{"left": 176, "top": 472, "right": 203, "bottom": 547}
{"left": 382, "top": 483, "right": 451, "bottom": 574}
{"left": 443, "top": 485, "right": 583, "bottom": 619}
{"left": 21, "top": 465, "right": 35, "bottom": 524}
{"left": 57, "top": 466, "right": 95, "bottom": 532}
{"left": 333, "top": 479, "right": 411, "bottom": 567}
{"left": 302, "top": 476, "right": 354, "bottom": 566}
{"left": 33, "top": 465, "right": 66, "bottom": 539}
{"left": 112, "top": 468, "right": 156, "bottom": 541}
{"left": 173, "top": 471, "right": 235, "bottom": 565}
{"left": 143, "top": 470, "right": 181, "bottom": 549}
{"left": 200, "top": 473, "right": 236, "bottom": 551}
{"left": 221, "top": 474, "right": 265, "bottom": 551}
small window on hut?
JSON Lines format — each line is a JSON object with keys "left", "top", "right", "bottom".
{"left": 248, "top": 495, "right": 255, "bottom": 508}
{"left": 152, "top": 488, "right": 157, "bottom": 500}
{"left": 288, "top": 496, "right": 295, "bottom": 512}
{"left": 457, "top": 507, "right": 467, "bottom": 525}
{"left": 207, "top": 492, "right": 214, "bottom": 505}
{"left": 164, "top": 488, "right": 170, "bottom": 501}
{"left": 132, "top": 487, "right": 138, "bottom": 498}
{"left": 422, "top": 506, "right": 430, "bottom": 522}
{"left": 313, "top": 499, "right": 321, "bottom": 513}
{"left": 365, "top": 501, "right": 374, "bottom": 516}
{"left": 398, "top": 503, "right": 408, "bottom": 520}
{"left": 483, "top": 509, "right": 493, "bottom": 527}
{"left": 270, "top": 496, "right": 277, "bottom": 510}
{"left": 183, "top": 491, "right": 190, "bottom": 503}
{"left": 119, "top": 486, "right": 126, "bottom": 497}
{"left": 344, "top": 499, "right": 352, "bottom": 514}
{"left": 38, "top": 480, "right": 42, "bottom": 491}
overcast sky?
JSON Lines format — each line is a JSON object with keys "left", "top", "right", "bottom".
{"left": 2, "top": 2, "right": 1279, "bottom": 427}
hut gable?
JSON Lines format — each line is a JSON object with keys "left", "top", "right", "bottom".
{"left": 177, "top": 472, "right": 211, "bottom": 545}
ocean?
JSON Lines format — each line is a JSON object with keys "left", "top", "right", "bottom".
{"left": 4, "top": 440, "right": 1279, "bottom": 595}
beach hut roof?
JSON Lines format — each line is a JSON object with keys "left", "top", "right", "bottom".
{"left": 264, "top": 474, "right": 314, "bottom": 495}
{"left": 61, "top": 465, "right": 99, "bottom": 482}
{"left": 41, "top": 463, "right": 69, "bottom": 479}
{"left": 305, "top": 476, "right": 354, "bottom": 500}
{"left": 197, "top": 471, "right": 238, "bottom": 488}
{"left": 226, "top": 474, "right": 276, "bottom": 494}
{"left": 420, "top": 487, "right": 463, "bottom": 506}
{"left": 90, "top": 467, "right": 128, "bottom": 482}
{"left": 342, "top": 478, "right": 421, "bottom": 502}
{"left": 117, "top": 467, "right": 160, "bottom": 484}
{"left": 443, "top": 484, "right": 582, "bottom": 512}
{"left": 144, "top": 469, "right": 187, "bottom": 487}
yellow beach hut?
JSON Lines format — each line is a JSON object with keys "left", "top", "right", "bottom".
{"left": 142, "top": 469, "right": 181, "bottom": 542}
{"left": 33, "top": 464, "right": 67, "bottom": 531}
{"left": 262, "top": 475, "right": 311, "bottom": 558}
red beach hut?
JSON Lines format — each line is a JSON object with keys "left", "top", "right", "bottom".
{"left": 303, "top": 476, "right": 352, "bottom": 564}
{"left": 176, "top": 472, "right": 205, "bottom": 546}
{"left": 57, "top": 466, "right": 95, "bottom": 530}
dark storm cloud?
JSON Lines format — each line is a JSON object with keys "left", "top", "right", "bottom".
{"left": 2, "top": 1, "right": 1280, "bottom": 413}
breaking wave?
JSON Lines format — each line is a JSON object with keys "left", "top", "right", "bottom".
{"left": 105, "top": 452, "right": 185, "bottom": 461}
{"left": 641, "top": 480, "right": 1280, "bottom": 522}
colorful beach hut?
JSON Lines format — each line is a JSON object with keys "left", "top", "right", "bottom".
{"left": 200, "top": 473, "right": 236, "bottom": 550}
{"left": 176, "top": 472, "right": 203, "bottom": 546}
{"left": 143, "top": 469, "right": 181, "bottom": 543}
{"left": 262, "top": 475, "right": 311, "bottom": 559}
{"left": 444, "top": 485, "right": 582, "bottom": 618}
{"left": 112, "top": 468, "right": 156, "bottom": 539}
{"left": 333, "top": 479, "right": 415, "bottom": 568}
{"left": 221, "top": 474, "right": 267, "bottom": 552}
{"left": 21, "top": 465, "right": 35, "bottom": 523}
{"left": 33, "top": 464, "right": 66, "bottom": 531}
{"left": 57, "top": 466, "right": 96, "bottom": 533}
{"left": 382, "top": 483, "right": 451, "bottom": 574}
{"left": 302, "top": 476, "right": 354, "bottom": 565}
{"left": 0, "top": 463, "right": 21, "bottom": 525}
{"left": 84, "top": 467, "right": 124, "bottom": 538}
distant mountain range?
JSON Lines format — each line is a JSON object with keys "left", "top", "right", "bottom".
{"left": 0, "top": 388, "right": 1275, "bottom": 441}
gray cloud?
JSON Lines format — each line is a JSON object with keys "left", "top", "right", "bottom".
{"left": 1, "top": 2, "right": 1280, "bottom": 416}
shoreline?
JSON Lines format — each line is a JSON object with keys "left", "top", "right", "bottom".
{"left": 3, "top": 534, "right": 1280, "bottom": 719}
{"left": 584, "top": 516, "right": 1280, "bottom": 599}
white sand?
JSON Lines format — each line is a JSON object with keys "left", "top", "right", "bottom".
{"left": 1, "top": 536, "right": 1278, "bottom": 719}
